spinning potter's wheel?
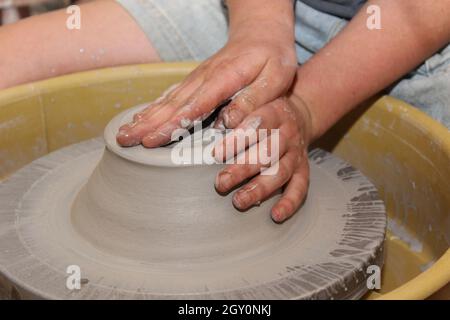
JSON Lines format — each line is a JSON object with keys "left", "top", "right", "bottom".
{"left": 0, "top": 105, "right": 386, "bottom": 300}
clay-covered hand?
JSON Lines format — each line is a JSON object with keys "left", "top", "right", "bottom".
{"left": 213, "top": 95, "right": 314, "bottom": 223}
{"left": 116, "top": 21, "right": 297, "bottom": 147}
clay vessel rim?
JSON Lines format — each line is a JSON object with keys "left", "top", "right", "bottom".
{"left": 104, "top": 104, "right": 221, "bottom": 167}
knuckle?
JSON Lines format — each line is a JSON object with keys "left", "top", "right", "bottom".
{"left": 284, "top": 123, "right": 300, "bottom": 140}
{"left": 277, "top": 163, "right": 291, "bottom": 182}
{"left": 237, "top": 91, "right": 258, "bottom": 110}
{"left": 255, "top": 182, "right": 269, "bottom": 200}
{"left": 293, "top": 176, "right": 308, "bottom": 196}
{"left": 236, "top": 164, "right": 252, "bottom": 177}
{"left": 217, "top": 60, "right": 240, "bottom": 78}
{"left": 226, "top": 103, "right": 241, "bottom": 115}
{"left": 278, "top": 130, "right": 291, "bottom": 146}
{"left": 282, "top": 197, "right": 297, "bottom": 214}
{"left": 270, "top": 70, "right": 287, "bottom": 87}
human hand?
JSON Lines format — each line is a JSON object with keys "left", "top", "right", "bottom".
{"left": 213, "top": 94, "right": 314, "bottom": 223}
{"left": 116, "top": 19, "right": 297, "bottom": 147}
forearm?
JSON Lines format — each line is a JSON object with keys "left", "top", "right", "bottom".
{"left": 292, "top": 0, "right": 450, "bottom": 140}
{"left": 226, "top": 0, "right": 295, "bottom": 41}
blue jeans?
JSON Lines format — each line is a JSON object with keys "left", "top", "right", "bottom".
{"left": 116, "top": 0, "right": 450, "bottom": 129}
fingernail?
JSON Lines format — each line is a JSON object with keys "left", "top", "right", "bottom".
{"left": 216, "top": 171, "right": 232, "bottom": 190}
{"left": 116, "top": 130, "right": 139, "bottom": 147}
{"left": 146, "top": 132, "right": 158, "bottom": 140}
{"left": 116, "top": 129, "right": 128, "bottom": 138}
{"left": 142, "top": 132, "right": 159, "bottom": 144}
{"left": 272, "top": 207, "right": 286, "bottom": 222}
{"left": 116, "top": 130, "right": 130, "bottom": 142}
{"left": 223, "top": 107, "right": 242, "bottom": 128}
{"left": 233, "top": 189, "right": 250, "bottom": 209}
{"left": 223, "top": 112, "right": 230, "bottom": 127}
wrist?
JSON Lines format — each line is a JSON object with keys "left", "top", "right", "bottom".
{"left": 228, "top": 20, "right": 294, "bottom": 44}
{"left": 227, "top": 0, "right": 295, "bottom": 42}
{"left": 289, "top": 66, "right": 342, "bottom": 142}
{"left": 288, "top": 93, "right": 317, "bottom": 145}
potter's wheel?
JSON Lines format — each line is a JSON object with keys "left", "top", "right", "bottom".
{"left": 0, "top": 106, "right": 386, "bottom": 300}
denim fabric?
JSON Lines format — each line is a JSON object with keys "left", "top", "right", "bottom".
{"left": 116, "top": 0, "right": 228, "bottom": 61}
{"left": 294, "top": 1, "right": 450, "bottom": 128}
{"left": 299, "top": 0, "right": 366, "bottom": 19}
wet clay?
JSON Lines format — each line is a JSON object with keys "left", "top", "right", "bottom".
{"left": 0, "top": 106, "right": 386, "bottom": 299}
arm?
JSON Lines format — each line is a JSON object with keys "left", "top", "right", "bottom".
{"left": 117, "top": 0, "right": 297, "bottom": 146}
{"left": 214, "top": 0, "right": 450, "bottom": 222}
{"left": 293, "top": 0, "right": 450, "bottom": 140}
{"left": 227, "top": 0, "right": 295, "bottom": 42}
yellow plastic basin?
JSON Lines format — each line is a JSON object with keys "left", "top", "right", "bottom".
{"left": 0, "top": 63, "right": 449, "bottom": 299}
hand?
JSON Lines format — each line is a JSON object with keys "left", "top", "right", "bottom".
{"left": 116, "top": 19, "right": 297, "bottom": 147}
{"left": 213, "top": 94, "right": 314, "bottom": 223}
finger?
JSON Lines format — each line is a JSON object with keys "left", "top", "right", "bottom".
{"left": 213, "top": 116, "right": 226, "bottom": 131}
{"left": 271, "top": 153, "right": 309, "bottom": 222}
{"left": 215, "top": 132, "right": 289, "bottom": 193}
{"left": 232, "top": 150, "right": 298, "bottom": 211}
{"left": 116, "top": 74, "right": 207, "bottom": 146}
{"left": 213, "top": 99, "right": 289, "bottom": 162}
{"left": 213, "top": 106, "right": 227, "bottom": 130}
{"left": 133, "top": 63, "right": 211, "bottom": 123}
{"left": 116, "top": 102, "right": 181, "bottom": 146}
{"left": 140, "top": 95, "right": 204, "bottom": 148}
{"left": 141, "top": 56, "right": 265, "bottom": 148}
{"left": 222, "top": 58, "right": 296, "bottom": 129}
{"left": 132, "top": 82, "right": 181, "bottom": 122}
